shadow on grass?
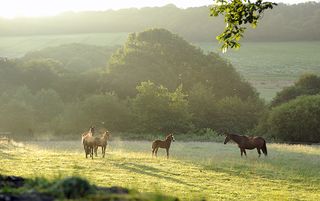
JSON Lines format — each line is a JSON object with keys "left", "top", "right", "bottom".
{"left": 113, "top": 162, "right": 199, "bottom": 188}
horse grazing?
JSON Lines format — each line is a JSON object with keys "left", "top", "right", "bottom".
{"left": 223, "top": 131, "right": 267, "bottom": 157}
{"left": 81, "top": 126, "right": 95, "bottom": 159}
{"left": 94, "top": 130, "right": 111, "bottom": 158}
{"left": 152, "top": 133, "right": 175, "bottom": 159}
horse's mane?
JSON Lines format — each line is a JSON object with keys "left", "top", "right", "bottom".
{"left": 228, "top": 132, "right": 253, "bottom": 141}
{"left": 165, "top": 133, "right": 173, "bottom": 140}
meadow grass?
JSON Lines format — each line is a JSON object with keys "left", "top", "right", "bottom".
{"left": 0, "top": 140, "right": 319, "bottom": 200}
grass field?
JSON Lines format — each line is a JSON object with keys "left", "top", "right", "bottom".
{"left": 0, "top": 140, "right": 319, "bottom": 200}
{"left": 1, "top": 33, "right": 320, "bottom": 100}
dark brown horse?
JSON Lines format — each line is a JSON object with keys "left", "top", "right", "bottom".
{"left": 81, "top": 126, "right": 95, "bottom": 159}
{"left": 223, "top": 131, "right": 267, "bottom": 157}
{"left": 152, "top": 133, "right": 175, "bottom": 159}
{"left": 94, "top": 130, "right": 111, "bottom": 158}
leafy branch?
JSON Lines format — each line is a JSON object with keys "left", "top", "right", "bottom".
{"left": 211, "top": 0, "right": 277, "bottom": 52}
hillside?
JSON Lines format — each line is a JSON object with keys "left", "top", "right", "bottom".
{"left": 23, "top": 43, "right": 118, "bottom": 72}
{"left": 0, "top": 3, "right": 319, "bottom": 42}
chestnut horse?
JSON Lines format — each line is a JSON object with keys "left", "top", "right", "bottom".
{"left": 152, "top": 133, "right": 175, "bottom": 159}
{"left": 223, "top": 131, "right": 267, "bottom": 157}
{"left": 94, "top": 130, "right": 111, "bottom": 158}
{"left": 81, "top": 126, "right": 95, "bottom": 159}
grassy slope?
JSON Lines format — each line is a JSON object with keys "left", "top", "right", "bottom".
{"left": 198, "top": 41, "right": 320, "bottom": 101}
{"left": 0, "top": 140, "right": 319, "bottom": 200}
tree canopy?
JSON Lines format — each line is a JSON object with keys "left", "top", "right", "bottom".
{"left": 107, "top": 28, "right": 257, "bottom": 99}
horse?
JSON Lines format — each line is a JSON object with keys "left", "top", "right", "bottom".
{"left": 81, "top": 126, "right": 95, "bottom": 159}
{"left": 152, "top": 133, "right": 175, "bottom": 159}
{"left": 222, "top": 131, "right": 267, "bottom": 157}
{"left": 94, "top": 130, "right": 111, "bottom": 158}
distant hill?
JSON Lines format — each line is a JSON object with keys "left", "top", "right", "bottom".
{"left": 22, "top": 43, "right": 118, "bottom": 72}
{"left": 0, "top": 2, "right": 319, "bottom": 42}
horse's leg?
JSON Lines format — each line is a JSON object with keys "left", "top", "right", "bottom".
{"left": 240, "top": 149, "right": 243, "bottom": 157}
{"left": 102, "top": 146, "right": 106, "bottom": 158}
{"left": 86, "top": 146, "right": 90, "bottom": 158}
{"left": 152, "top": 148, "right": 155, "bottom": 157}
{"left": 257, "top": 148, "right": 261, "bottom": 157}
{"left": 166, "top": 148, "right": 169, "bottom": 159}
{"left": 84, "top": 145, "right": 87, "bottom": 158}
{"left": 91, "top": 147, "right": 94, "bottom": 160}
{"left": 243, "top": 149, "right": 247, "bottom": 157}
{"left": 155, "top": 147, "right": 159, "bottom": 157}
{"left": 94, "top": 146, "right": 98, "bottom": 157}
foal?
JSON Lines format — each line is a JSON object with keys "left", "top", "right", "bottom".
{"left": 152, "top": 133, "right": 175, "bottom": 159}
{"left": 94, "top": 131, "right": 111, "bottom": 158}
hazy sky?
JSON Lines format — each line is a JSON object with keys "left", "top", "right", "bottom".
{"left": 0, "top": 0, "right": 318, "bottom": 18}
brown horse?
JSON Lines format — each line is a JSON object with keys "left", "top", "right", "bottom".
{"left": 81, "top": 126, "right": 95, "bottom": 159}
{"left": 94, "top": 131, "right": 111, "bottom": 158}
{"left": 152, "top": 133, "right": 175, "bottom": 159}
{"left": 223, "top": 131, "right": 267, "bottom": 157}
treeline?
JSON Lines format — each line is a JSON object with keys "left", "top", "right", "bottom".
{"left": 0, "top": 2, "right": 320, "bottom": 42}
{"left": 0, "top": 29, "right": 265, "bottom": 140}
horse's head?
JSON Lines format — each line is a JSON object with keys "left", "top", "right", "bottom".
{"left": 166, "top": 133, "right": 175, "bottom": 142}
{"left": 102, "top": 130, "right": 111, "bottom": 139}
{"left": 224, "top": 134, "right": 231, "bottom": 144}
{"left": 89, "top": 126, "right": 95, "bottom": 134}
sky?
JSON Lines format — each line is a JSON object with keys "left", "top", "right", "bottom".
{"left": 0, "top": 0, "right": 318, "bottom": 19}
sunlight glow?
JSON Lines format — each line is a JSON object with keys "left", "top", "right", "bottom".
{"left": 0, "top": 0, "right": 317, "bottom": 19}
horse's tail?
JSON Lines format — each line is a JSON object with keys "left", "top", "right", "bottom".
{"left": 262, "top": 140, "right": 268, "bottom": 156}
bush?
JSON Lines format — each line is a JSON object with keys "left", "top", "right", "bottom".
{"left": 216, "top": 96, "right": 266, "bottom": 133}
{"left": 51, "top": 177, "right": 93, "bottom": 199}
{"left": 258, "top": 95, "right": 320, "bottom": 143}
{"left": 271, "top": 74, "right": 320, "bottom": 107}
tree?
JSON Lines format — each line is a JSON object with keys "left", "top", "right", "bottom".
{"left": 80, "top": 93, "right": 133, "bottom": 131}
{"left": 188, "top": 83, "right": 218, "bottom": 129}
{"left": 33, "top": 89, "right": 64, "bottom": 123}
{"left": 132, "top": 81, "right": 192, "bottom": 133}
{"left": 211, "top": 0, "right": 277, "bottom": 52}
{"left": 19, "top": 58, "right": 64, "bottom": 91}
{"left": 0, "top": 100, "right": 35, "bottom": 138}
{"left": 107, "top": 28, "right": 257, "bottom": 100}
